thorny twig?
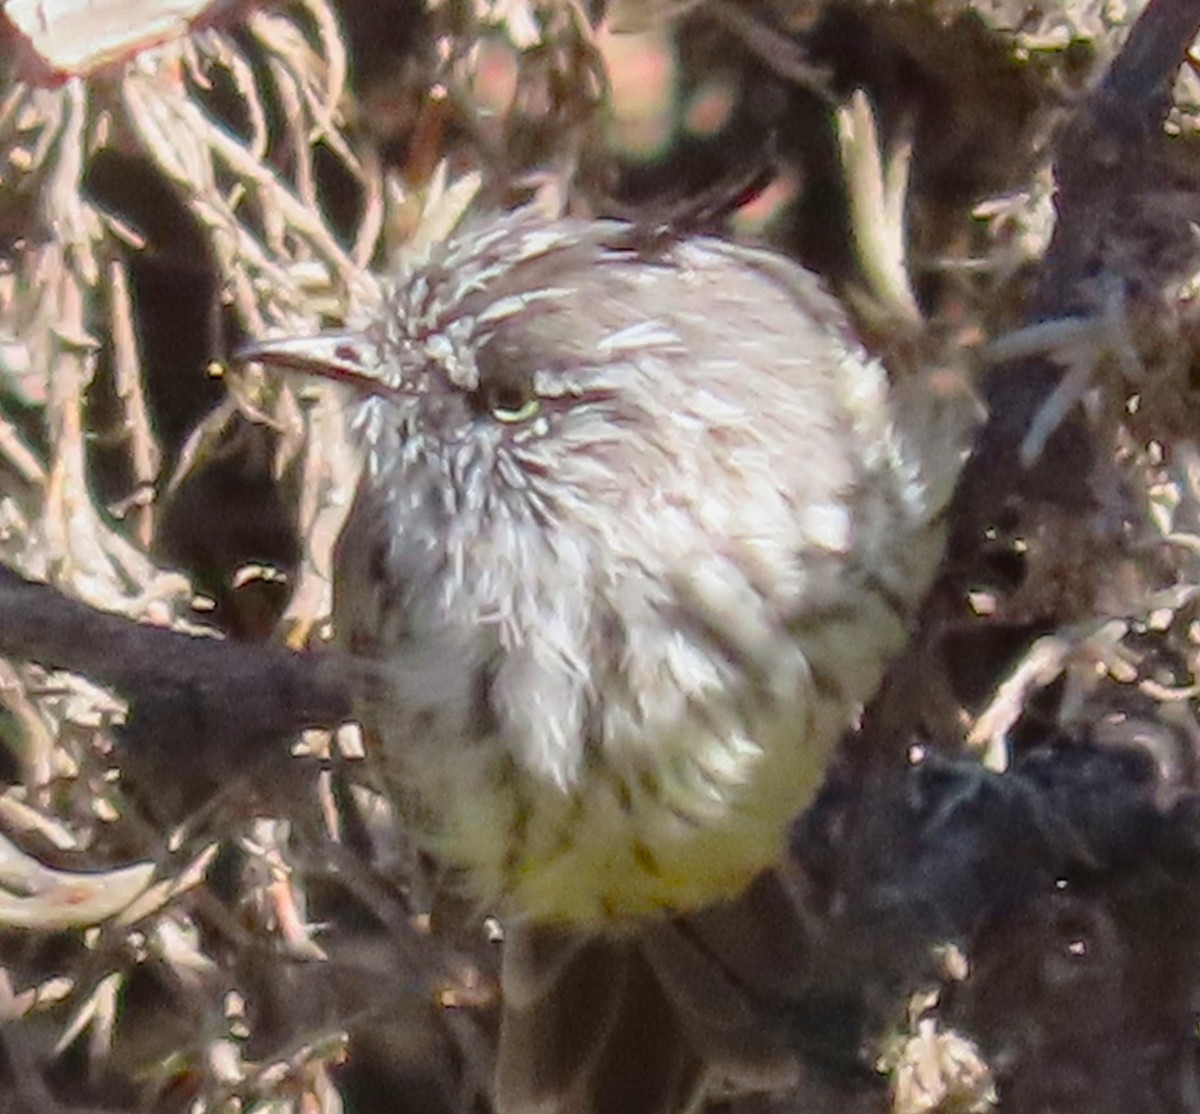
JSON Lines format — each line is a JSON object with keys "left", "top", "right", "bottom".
{"left": 960, "top": 0, "right": 1200, "bottom": 528}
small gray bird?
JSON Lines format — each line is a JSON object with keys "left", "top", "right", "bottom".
{"left": 245, "top": 208, "right": 954, "bottom": 1113}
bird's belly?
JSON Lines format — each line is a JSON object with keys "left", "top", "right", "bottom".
{"left": 392, "top": 683, "right": 844, "bottom": 926}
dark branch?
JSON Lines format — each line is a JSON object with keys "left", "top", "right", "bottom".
{"left": 0, "top": 564, "right": 351, "bottom": 770}
{"left": 953, "top": 0, "right": 1200, "bottom": 550}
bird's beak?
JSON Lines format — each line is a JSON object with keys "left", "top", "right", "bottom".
{"left": 234, "top": 332, "right": 376, "bottom": 389}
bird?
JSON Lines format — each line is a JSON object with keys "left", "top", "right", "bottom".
{"left": 242, "top": 206, "right": 955, "bottom": 1113}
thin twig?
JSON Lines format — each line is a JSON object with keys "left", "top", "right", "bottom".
{"left": 107, "top": 258, "right": 161, "bottom": 549}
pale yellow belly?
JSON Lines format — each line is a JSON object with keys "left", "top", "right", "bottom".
{"left": 393, "top": 679, "right": 843, "bottom": 925}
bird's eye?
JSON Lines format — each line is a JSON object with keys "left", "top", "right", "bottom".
{"left": 485, "top": 382, "right": 540, "bottom": 423}
{"left": 493, "top": 396, "right": 540, "bottom": 423}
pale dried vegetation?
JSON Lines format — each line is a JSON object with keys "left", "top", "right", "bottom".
{"left": 0, "top": 1, "right": 1197, "bottom": 1112}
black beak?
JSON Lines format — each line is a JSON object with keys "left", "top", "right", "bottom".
{"left": 234, "top": 333, "right": 375, "bottom": 387}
